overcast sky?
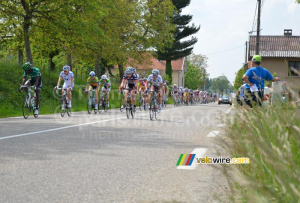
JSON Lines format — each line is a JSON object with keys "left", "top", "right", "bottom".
{"left": 182, "top": 0, "right": 300, "bottom": 84}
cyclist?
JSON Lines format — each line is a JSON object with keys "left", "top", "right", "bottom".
{"left": 119, "top": 67, "right": 139, "bottom": 111}
{"left": 183, "top": 88, "right": 189, "bottom": 104}
{"left": 84, "top": 71, "right": 99, "bottom": 110}
{"left": 146, "top": 69, "right": 163, "bottom": 112}
{"left": 189, "top": 89, "right": 194, "bottom": 103}
{"left": 162, "top": 83, "right": 169, "bottom": 106}
{"left": 172, "top": 84, "right": 179, "bottom": 102}
{"left": 213, "top": 93, "right": 217, "bottom": 103}
{"left": 19, "top": 62, "right": 42, "bottom": 115}
{"left": 138, "top": 77, "right": 149, "bottom": 109}
{"left": 99, "top": 75, "right": 111, "bottom": 107}
{"left": 55, "top": 65, "right": 74, "bottom": 108}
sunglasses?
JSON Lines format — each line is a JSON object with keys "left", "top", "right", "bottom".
{"left": 153, "top": 74, "right": 157, "bottom": 76}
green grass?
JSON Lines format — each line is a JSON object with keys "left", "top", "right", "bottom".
{"left": 219, "top": 101, "right": 300, "bottom": 202}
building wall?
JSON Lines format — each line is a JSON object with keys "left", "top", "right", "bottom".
{"left": 260, "top": 57, "right": 300, "bottom": 90}
{"left": 172, "top": 70, "right": 184, "bottom": 87}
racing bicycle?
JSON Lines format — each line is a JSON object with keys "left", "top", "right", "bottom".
{"left": 20, "top": 85, "right": 39, "bottom": 119}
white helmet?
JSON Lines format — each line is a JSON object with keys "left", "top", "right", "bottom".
{"left": 101, "top": 75, "right": 107, "bottom": 80}
{"left": 63, "top": 65, "right": 70, "bottom": 71}
{"left": 173, "top": 84, "right": 177, "bottom": 87}
{"left": 89, "top": 71, "right": 96, "bottom": 77}
{"left": 152, "top": 69, "right": 159, "bottom": 75}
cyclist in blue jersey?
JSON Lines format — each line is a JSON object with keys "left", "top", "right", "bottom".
{"left": 242, "top": 55, "right": 280, "bottom": 107}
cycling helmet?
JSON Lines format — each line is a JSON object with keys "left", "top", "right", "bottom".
{"left": 89, "top": 71, "right": 96, "bottom": 77}
{"left": 152, "top": 69, "right": 159, "bottom": 75}
{"left": 164, "top": 83, "right": 166, "bottom": 86}
{"left": 63, "top": 65, "right": 70, "bottom": 71}
{"left": 143, "top": 77, "right": 147, "bottom": 80}
{"left": 252, "top": 55, "right": 262, "bottom": 62}
{"left": 173, "top": 84, "right": 177, "bottom": 87}
{"left": 101, "top": 75, "right": 107, "bottom": 80}
{"left": 22, "top": 62, "right": 31, "bottom": 71}
{"left": 125, "top": 67, "right": 134, "bottom": 74}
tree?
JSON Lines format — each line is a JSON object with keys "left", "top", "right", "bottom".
{"left": 0, "top": 0, "right": 64, "bottom": 64}
{"left": 233, "top": 67, "right": 245, "bottom": 91}
{"left": 156, "top": 0, "right": 200, "bottom": 82}
{"left": 209, "top": 75, "right": 232, "bottom": 94}
{"left": 185, "top": 54, "right": 209, "bottom": 89}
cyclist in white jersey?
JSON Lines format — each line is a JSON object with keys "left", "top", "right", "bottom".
{"left": 55, "top": 65, "right": 74, "bottom": 108}
{"left": 147, "top": 69, "right": 163, "bottom": 112}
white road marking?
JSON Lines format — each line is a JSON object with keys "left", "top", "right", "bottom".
{"left": 217, "top": 124, "right": 226, "bottom": 127}
{"left": 226, "top": 107, "right": 233, "bottom": 114}
{"left": 0, "top": 117, "right": 126, "bottom": 140}
{"left": 0, "top": 106, "right": 187, "bottom": 141}
{"left": 177, "top": 148, "right": 207, "bottom": 170}
{"left": 207, "top": 131, "right": 220, "bottom": 137}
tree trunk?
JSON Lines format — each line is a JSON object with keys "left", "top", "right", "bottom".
{"left": 49, "top": 57, "right": 55, "bottom": 71}
{"left": 95, "top": 55, "right": 101, "bottom": 77}
{"left": 118, "top": 63, "right": 124, "bottom": 82}
{"left": 166, "top": 59, "right": 172, "bottom": 83}
{"left": 18, "top": 49, "right": 23, "bottom": 68}
{"left": 23, "top": 19, "right": 33, "bottom": 65}
{"left": 7, "top": 48, "right": 11, "bottom": 70}
{"left": 67, "top": 53, "right": 72, "bottom": 70}
{"left": 100, "top": 58, "right": 106, "bottom": 76}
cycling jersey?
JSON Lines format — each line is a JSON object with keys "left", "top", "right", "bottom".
{"left": 60, "top": 71, "right": 74, "bottom": 87}
{"left": 23, "top": 68, "right": 41, "bottom": 82}
{"left": 87, "top": 76, "right": 99, "bottom": 87}
{"left": 147, "top": 74, "right": 163, "bottom": 87}
{"left": 123, "top": 73, "right": 138, "bottom": 85}
{"left": 138, "top": 82, "right": 147, "bottom": 90}
{"left": 100, "top": 78, "right": 111, "bottom": 88}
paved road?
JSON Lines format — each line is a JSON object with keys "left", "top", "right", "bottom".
{"left": 0, "top": 103, "right": 232, "bottom": 203}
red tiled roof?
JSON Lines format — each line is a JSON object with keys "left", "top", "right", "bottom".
{"left": 126, "top": 55, "right": 185, "bottom": 71}
{"left": 249, "top": 35, "right": 300, "bottom": 58}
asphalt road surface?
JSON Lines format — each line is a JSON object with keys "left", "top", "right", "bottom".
{"left": 0, "top": 103, "right": 233, "bottom": 203}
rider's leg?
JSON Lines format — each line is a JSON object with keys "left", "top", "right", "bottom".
{"left": 132, "top": 89, "right": 137, "bottom": 106}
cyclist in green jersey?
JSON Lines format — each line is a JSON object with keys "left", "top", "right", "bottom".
{"left": 84, "top": 71, "right": 99, "bottom": 110}
{"left": 19, "top": 62, "right": 42, "bottom": 115}
{"left": 99, "top": 75, "right": 111, "bottom": 107}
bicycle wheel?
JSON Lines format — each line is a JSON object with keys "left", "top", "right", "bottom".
{"left": 103, "top": 99, "right": 107, "bottom": 113}
{"left": 149, "top": 99, "right": 154, "bottom": 120}
{"left": 22, "top": 94, "right": 30, "bottom": 119}
{"left": 60, "top": 98, "right": 65, "bottom": 117}
{"left": 131, "top": 105, "right": 135, "bottom": 118}
{"left": 126, "top": 99, "right": 130, "bottom": 119}
{"left": 120, "top": 99, "right": 124, "bottom": 112}
{"left": 139, "top": 96, "right": 143, "bottom": 111}
{"left": 67, "top": 100, "right": 72, "bottom": 117}
{"left": 87, "top": 98, "right": 92, "bottom": 114}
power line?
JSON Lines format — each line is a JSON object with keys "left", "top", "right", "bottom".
{"left": 204, "top": 45, "right": 245, "bottom": 56}
{"left": 251, "top": 1, "right": 258, "bottom": 34}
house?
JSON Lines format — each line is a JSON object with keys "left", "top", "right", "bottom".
{"left": 112, "top": 54, "right": 188, "bottom": 87}
{"left": 248, "top": 29, "right": 300, "bottom": 90}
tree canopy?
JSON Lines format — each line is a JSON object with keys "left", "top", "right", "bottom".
{"left": 0, "top": 0, "right": 175, "bottom": 79}
{"left": 156, "top": 0, "right": 200, "bottom": 82}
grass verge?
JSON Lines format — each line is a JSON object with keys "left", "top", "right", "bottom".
{"left": 219, "top": 101, "right": 300, "bottom": 202}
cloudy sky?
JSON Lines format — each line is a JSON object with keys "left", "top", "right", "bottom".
{"left": 182, "top": 0, "right": 300, "bottom": 84}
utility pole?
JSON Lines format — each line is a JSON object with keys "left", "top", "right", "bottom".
{"left": 244, "top": 41, "right": 248, "bottom": 72}
{"left": 256, "top": 0, "right": 261, "bottom": 55}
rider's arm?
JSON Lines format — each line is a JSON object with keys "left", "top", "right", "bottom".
{"left": 34, "top": 76, "right": 40, "bottom": 88}
{"left": 21, "top": 76, "right": 26, "bottom": 85}
{"left": 57, "top": 76, "right": 62, "bottom": 87}
{"left": 70, "top": 77, "right": 74, "bottom": 89}
{"left": 120, "top": 79, "right": 126, "bottom": 89}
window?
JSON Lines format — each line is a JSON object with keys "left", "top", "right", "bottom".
{"left": 288, "top": 61, "right": 300, "bottom": 76}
